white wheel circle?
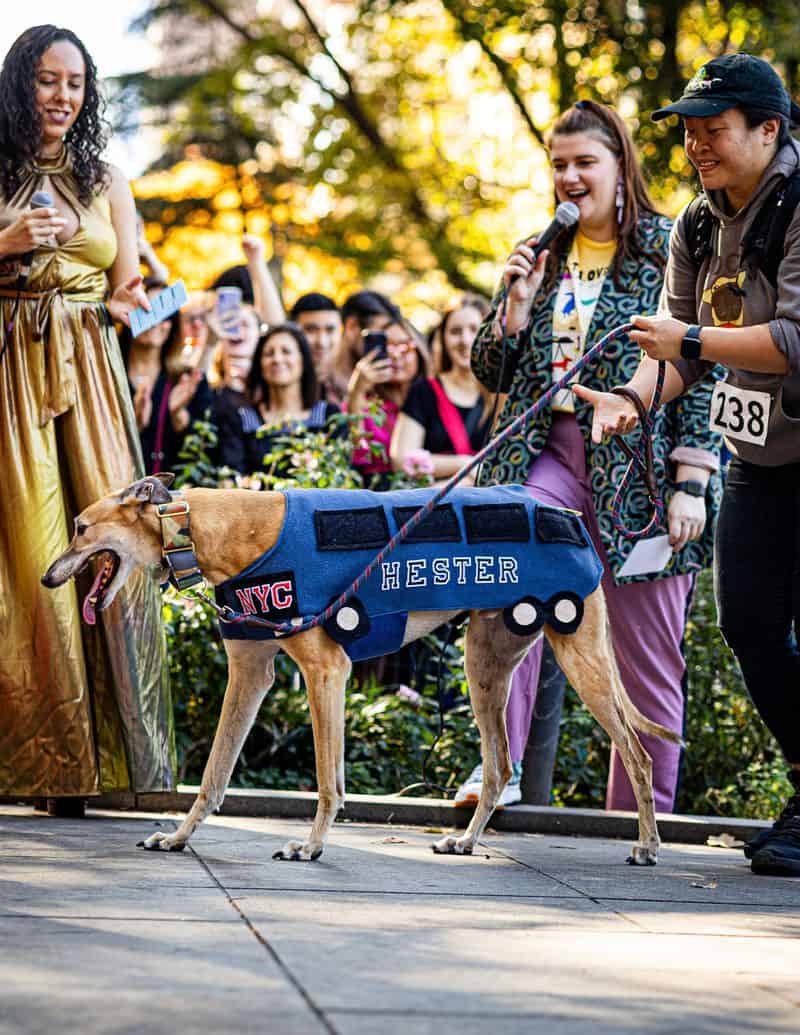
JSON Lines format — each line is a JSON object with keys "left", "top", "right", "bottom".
{"left": 336, "top": 606, "right": 360, "bottom": 632}
{"left": 554, "top": 598, "right": 578, "bottom": 625}
{"left": 512, "top": 601, "right": 538, "bottom": 628}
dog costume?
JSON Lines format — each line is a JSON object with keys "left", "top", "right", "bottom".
{"left": 215, "top": 484, "right": 603, "bottom": 660}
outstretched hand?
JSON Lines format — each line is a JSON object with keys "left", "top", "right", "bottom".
{"left": 108, "top": 275, "right": 150, "bottom": 327}
{"left": 571, "top": 384, "right": 639, "bottom": 444}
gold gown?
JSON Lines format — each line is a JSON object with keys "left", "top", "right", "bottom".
{"left": 0, "top": 151, "right": 175, "bottom": 796}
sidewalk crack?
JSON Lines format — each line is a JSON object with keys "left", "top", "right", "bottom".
{"left": 189, "top": 844, "right": 338, "bottom": 1035}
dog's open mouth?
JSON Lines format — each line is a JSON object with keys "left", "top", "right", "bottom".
{"left": 81, "top": 551, "right": 120, "bottom": 626}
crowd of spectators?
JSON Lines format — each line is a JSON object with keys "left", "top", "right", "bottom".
{"left": 130, "top": 224, "right": 490, "bottom": 493}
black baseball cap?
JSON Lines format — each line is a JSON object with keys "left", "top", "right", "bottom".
{"left": 652, "top": 53, "right": 797, "bottom": 122}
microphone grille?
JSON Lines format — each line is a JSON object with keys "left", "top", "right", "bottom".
{"left": 554, "top": 201, "right": 580, "bottom": 227}
{"left": 30, "top": 190, "right": 54, "bottom": 209}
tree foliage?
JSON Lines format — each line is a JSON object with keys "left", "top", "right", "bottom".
{"left": 120, "top": 1, "right": 800, "bottom": 305}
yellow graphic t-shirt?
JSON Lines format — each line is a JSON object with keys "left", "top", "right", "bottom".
{"left": 551, "top": 231, "right": 616, "bottom": 412}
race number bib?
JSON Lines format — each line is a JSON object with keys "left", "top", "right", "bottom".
{"left": 709, "top": 381, "right": 771, "bottom": 447}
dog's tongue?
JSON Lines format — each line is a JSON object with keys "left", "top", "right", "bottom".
{"left": 82, "top": 566, "right": 106, "bottom": 626}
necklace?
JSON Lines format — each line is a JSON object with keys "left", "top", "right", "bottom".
{"left": 30, "top": 145, "right": 70, "bottom": 175}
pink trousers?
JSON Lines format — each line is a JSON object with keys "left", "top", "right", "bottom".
{"left": 506, "top": 415, "right": 693, "bottom": 812}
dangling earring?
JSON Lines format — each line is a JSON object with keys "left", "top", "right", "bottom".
{"left": 615, "top": 175, "right": 625, "bottom": 226}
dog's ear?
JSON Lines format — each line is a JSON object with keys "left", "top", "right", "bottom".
{"left": 155, "top": 472, "right": 176, "bottom": 489}
{"left": 119, "top": 476, "right": 174, "bottom": 507}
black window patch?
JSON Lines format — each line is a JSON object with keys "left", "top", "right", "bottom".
{"left": 314, "top": 506, "right": 390, "bottom": 551}
{"left": 535, "top": 506, "right": 587, "bottom": 548}
{"left": 463, "top": 503, "right": 530, "bottom": 544}
{"left": 392, "top": 504, "right": 461, "bottom": 543}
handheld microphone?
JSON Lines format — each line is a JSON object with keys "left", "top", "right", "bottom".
{"left": 17, "top": 190, "right": 55, "bottom": 287}
{"left": 510, "top": 201, "right": 580, "bottom": 283}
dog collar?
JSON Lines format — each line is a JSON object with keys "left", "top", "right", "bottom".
{"left": 156, "top": 492, "right": 205, "bottom": 592}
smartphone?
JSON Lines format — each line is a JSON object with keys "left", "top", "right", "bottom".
{"left": 129, "top": 280, "right": 188, "bottom": 339}
{"left": 215, "top": 286, "right": 243, "bottom": 337}
{"left": 362, "top": 330, "right": 388, "bottom": 360}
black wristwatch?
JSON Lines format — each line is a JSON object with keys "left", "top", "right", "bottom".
{"left": 674, "top": 480, "right": 705, "bottom": 498}
{"left": 680, "top": 324, "right": 703, "bottom": 360}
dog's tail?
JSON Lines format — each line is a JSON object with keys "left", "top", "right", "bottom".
{"left": 624, "top": 698, "right": 685, "bottom": 747}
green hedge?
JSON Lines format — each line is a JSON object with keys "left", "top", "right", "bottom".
{"left": 163, "top": 573, "right": 788, "bottom": 818}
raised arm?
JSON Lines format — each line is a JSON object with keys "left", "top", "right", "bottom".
{"left": 242, "top": 234, "right": 285, "bottom": 326}
{"left": 106, "top": 164, "right": 150, "bottom": 325}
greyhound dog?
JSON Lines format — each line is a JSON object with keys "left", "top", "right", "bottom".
{"left": 42, "top": 473, "right": 678, "bottom": 865}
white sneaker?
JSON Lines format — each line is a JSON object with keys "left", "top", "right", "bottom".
{"left": 453, "top": 762, "right": 522, "bottom": 807}
{"left": 453, "top": 763, "right": 484, "bottom": 806}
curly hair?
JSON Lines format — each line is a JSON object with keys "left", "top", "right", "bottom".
{"left": 0, "top": 25, "right": 109, "bottom": 205}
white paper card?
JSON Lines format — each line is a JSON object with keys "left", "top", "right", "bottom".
{"left": 129, "top": 280, "right": 188, "bottom": 338}
{"left": 617, "top": 534, "right": 673, "bottom": 578}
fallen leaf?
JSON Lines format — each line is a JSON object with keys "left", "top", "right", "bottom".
{"left": 706, "top": 833, "right": 746, "bottom": 849}
{"left": 376, "top": 836, "right": 407, "bottom": 844}
{"left": 424, "top": 827, "right": 444, "bottom": 834}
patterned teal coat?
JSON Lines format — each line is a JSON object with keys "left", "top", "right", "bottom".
{"left": 471, "top": 214, "right": 723, "bottom": 584}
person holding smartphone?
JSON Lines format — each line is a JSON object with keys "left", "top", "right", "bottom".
{"left": 391, "top": 295, "right": 492, "bottom": 485}
{"left": 347, "top": 318, "right": 432, "bottom": 487}
{"left": 135, "top": 302, "right": 213, "bottom": 474}
{"left": 574, "top": 56, "right": 800, "bottom": 875}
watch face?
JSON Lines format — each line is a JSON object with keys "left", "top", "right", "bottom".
{"left": 680, "top": 333, "right": 702, "bottom": 360}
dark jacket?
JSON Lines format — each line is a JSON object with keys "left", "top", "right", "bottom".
{"left": 212, "top": 389, "right": 339, "bottom": 474}
{"left": 668, "top": 139, "right": 800, "bottom": 466}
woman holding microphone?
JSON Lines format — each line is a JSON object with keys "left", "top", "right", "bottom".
{"left": 0, "top": 26, "right": 174, "bottom": 811}
{"left": 463, "top": 100, "right": 723, "bottom": 812}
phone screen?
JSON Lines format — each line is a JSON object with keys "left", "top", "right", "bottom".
{"left": 216, "top": 286, "right": 243, "bottom": 337}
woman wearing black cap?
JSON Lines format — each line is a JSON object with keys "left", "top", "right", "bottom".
{"left": 575, "top": 53, "right": 800, "bottom": 877}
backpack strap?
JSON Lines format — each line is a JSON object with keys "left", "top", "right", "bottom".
{"left": 427, "top": 377, "right": 473, "bottom": 455}
{"left": 742, "top": 169, "right": 800, "bottom": 287}
{"left": 685, "top": 194, "right": 716, "bottom": 272}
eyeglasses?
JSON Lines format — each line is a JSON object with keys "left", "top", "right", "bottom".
{"left": 387, "top": 340, "right": 416, "bottom": 357}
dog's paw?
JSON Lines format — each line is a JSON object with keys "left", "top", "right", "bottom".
{"left": 626, "top": 843, "right": 658, "bottom": 866}
{"left": 137, "top": 831, "right": 186, "bottom": 853}
{"left": 272, "top": 839, "right": 323, "bottom": 862}
{"left": 432, "top": 835, "right": 474, "bottom": 856}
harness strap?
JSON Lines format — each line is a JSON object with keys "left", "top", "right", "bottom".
{"left": 156, "top": 493, "right": 205, "bottom": 591}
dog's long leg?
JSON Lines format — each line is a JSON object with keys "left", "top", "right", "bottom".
{"left": 140, "top": 640, "right": 279, "bottom": 852}
{"left": 434, "top": 613, "right": 535, "bottom": 856}
{"left": 273, "top": 628, "right": 351, "bottom": 862}
{"left": 546, "top": 588, "right": 660, "bottom": 865}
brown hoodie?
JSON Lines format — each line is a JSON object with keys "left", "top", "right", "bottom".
{"left": 663, "top": 139, "right": 800, "bottom": 466}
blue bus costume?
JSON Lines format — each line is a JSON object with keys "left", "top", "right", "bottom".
{"left": 215, "top": 485, "right": 603, "bottom": 661}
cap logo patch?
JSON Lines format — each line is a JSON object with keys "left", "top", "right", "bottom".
{"left": 686, "top": 66, "right": 724, "bottom": 94}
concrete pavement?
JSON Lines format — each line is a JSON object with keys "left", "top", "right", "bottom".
{"left": 1, "top": 804, "right": 798, "bottom": 1034}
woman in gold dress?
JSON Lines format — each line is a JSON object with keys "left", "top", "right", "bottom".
{"left": 0, "top": 26, "right": 175, "bottom": 810}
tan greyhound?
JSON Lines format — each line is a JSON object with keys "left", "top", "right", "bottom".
{"left": 42, "top": 474, "right": 678, "bottom": 865}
